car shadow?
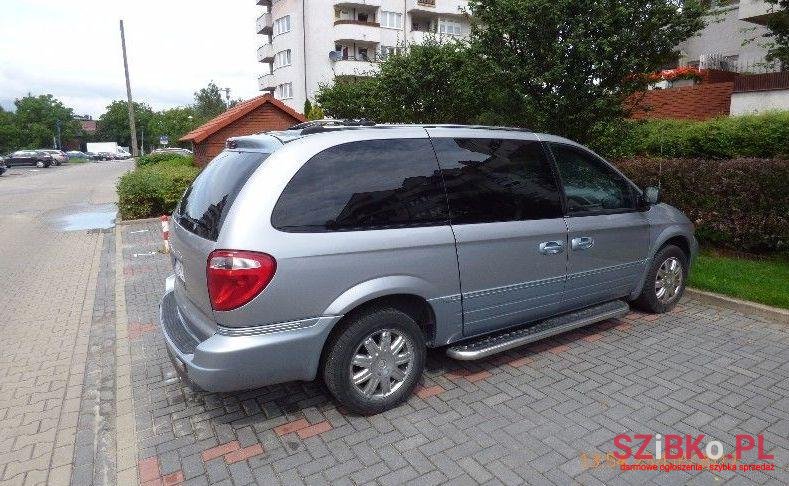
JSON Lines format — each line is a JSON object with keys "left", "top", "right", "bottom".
{"left": 163, "top": 316, "right": 634, "bottom": 424}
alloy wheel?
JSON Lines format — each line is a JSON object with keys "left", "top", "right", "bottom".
{"left": 349, "top": 329, "right": 414, "bottom": 398}
{"left": 655, "top": 257, "right": 683, "bottom": 304}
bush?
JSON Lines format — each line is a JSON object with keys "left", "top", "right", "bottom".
{"left": 117, "top": 158, "right": 199, "bottom": 220}
{"left": 590, "top": 111, "right": 789, "bottom": 160}
{"left": 137, "top": 152, "right": 192, "bottom": 167}
{"left": 616, "top": 157, "right": 789, "bottom": 252}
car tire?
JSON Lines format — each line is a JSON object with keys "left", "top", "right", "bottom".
{"left": 322, "top": 306, "right": 426, "bottom": 415}
{"left": 633, "top": 245, "right": 688, "bottom": 314}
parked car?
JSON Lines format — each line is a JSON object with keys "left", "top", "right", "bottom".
{"left": 5, "top": 150, "right": 54, "bottom": 168}
{"left": 66, "top": 150, "right": 90, "bottom": 160}
{"left": 159, "top": 124, "right": 697, "bottom": 414}
{"left": 151, "top": 147, "right": 193, "bottom": 157}
{"left": 39, "top": 149, "right": 68, "bottom": 165}
{"left": 97, "top": 152, "right": 115, "bottom": 161}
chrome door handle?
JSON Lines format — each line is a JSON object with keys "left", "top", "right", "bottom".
{"left": 539, "top": 241, "right": 565, "bottom": 255}
{"left": 571, "top": 236, "right": 594, "bottom": 250}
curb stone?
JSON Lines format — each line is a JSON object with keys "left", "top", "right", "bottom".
{"left": 686, "top": 287, "right": 788, "bottom": 325}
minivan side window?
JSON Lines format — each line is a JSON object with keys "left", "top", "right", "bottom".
{"left": 431, "top": 138, "right": 563, "bottom": 224}
{"left": 271, "top": 139, "right": 448, "bottom": 232}
{"left": 549, "top": 143, "right": 635, "bottom": 214}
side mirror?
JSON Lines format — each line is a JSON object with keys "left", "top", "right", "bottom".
{"left": 642, "top": 186, "right": 660, "bottom": 208}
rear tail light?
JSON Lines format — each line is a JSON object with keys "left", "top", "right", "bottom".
{"left": 207, "top": 250, "right": 276, "bottom": 311}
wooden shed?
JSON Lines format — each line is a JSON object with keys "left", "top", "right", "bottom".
{"left": 180, "top": 94, "right": 306, "bottom": 166}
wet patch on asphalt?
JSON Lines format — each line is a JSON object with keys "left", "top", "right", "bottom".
{"left": 53, "top": 203, "right": 118, "bottom": 231}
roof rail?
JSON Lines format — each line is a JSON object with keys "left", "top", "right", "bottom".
{"left": 287, "top": 118, "right": 376, "bottom": 131}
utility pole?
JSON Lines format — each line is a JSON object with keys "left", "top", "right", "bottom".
{"left": 55, "top": 119, "right": 62, "bottom": 149}
{"left": 120, "top": 20, "right": 139, "bottom": 157}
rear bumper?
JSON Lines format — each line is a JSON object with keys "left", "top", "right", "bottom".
{"left": 159, "top": 275, "right": 341, "bottom": 392}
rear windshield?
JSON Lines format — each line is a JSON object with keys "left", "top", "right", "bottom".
{"left": 176, "top": 151, "right": 268, "bottom": 241}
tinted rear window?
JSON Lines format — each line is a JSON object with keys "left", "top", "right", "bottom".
{"left": 176, "top": 151, "right": 268, "bottom": 241}
{"left": 271, "top": 139, "right": 448, "bottom": 232}
{"left": 432, "top": 138, "right": 563, "bottom": 224}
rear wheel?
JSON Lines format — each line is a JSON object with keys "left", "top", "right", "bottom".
{"left": 322, "top": 307, "right": 425, "bottom": 415}
{"left": 634, "top": 245, "right": 688, "bottom": 313}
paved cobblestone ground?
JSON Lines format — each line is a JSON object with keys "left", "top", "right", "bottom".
{"left": 0, "top": 162, "right": 132, "bottom": 486}
{"left": 121, "top": 221, "right": 789, "bottom": 486}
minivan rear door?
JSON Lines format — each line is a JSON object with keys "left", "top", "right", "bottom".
{"left": 427, "top": 129, "right": 569, "bottom": 337}
{"left": 170, "top": 149, "right": 273, "bottom": 325}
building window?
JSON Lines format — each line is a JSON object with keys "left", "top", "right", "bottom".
{"left": 273, "top": 15, "right": 291, "bottom": 36}
{"left": 380, "top": 46, "right": 403, "bottom": 60}
{"left": 381, "top": 11, "right": 402, "bottom": 29}
{"left": 276, "top": 83, "right": 293, "bottom": 100}
{"left": 437, "top": 18, "right": 462, "bottom": 35}
{"left": 274, "top": 49, "right": 292, "bottom": 69}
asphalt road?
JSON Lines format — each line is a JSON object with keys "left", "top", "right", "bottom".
{"left": 0, "top": 160, "right": 132, "bottom": 485}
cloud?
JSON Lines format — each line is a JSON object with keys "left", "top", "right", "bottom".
{"left": 0, "top": 0, "right": 264, "bottom": 117}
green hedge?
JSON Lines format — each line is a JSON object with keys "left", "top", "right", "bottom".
{"left": 617, "top": 157, "right": 789, "bottom": 253}
{"left": 590, "top": 111, "right": 789, "bottom": 160}
{"left": 137, "top": 152, "right": 191, "bottom": 167}
{"left": 118, "top": 157, "right": 199, "bottom": 220}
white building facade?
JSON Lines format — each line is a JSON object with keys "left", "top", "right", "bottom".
{"left": 676, "top": 0, "right": 778, "bottom": 72}
{"left": 255, "top": 0, "right": 471, "bottom": 112}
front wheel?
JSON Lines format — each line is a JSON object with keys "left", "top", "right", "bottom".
{"left": 634, "top": 245, "right": 688, "bottom": 313}
{"left": 322, "top": 307, "right": 426, "bottom": 415}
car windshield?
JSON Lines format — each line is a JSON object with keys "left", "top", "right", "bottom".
{"left": 176, "top": 151, "right": 270, "bottom": 241}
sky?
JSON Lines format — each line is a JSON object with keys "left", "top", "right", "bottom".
{"left": 0, "top": 0, "right": 263, "bottom": 117}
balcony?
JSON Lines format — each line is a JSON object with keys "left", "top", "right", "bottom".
{"left": 334, "top": 0, "right": 381, "bottom": 6}
{"left": 256, "top": 12, "right": 272, "bottom": 34}
{"left": 738, "top": 0, "right": 777, "bottom": 25}
{"left": 258, "top": 73, "right": 275, "bottom": 92}
{"left": 333, "top": 20, "right": 381, "bottom": 43}
{"left": 410, "top": 30, "right": 438, "bottom": 44}
{"left": 333, "top": 58, "right": 380, "bottom": 78}
{"left": 407, "top": 0, "right": 467, "bottom": 15}
{"left": 257, "top": 43, "right": 274, "bottom": 63}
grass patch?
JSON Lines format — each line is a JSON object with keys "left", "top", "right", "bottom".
{"left": 689, "top": 250, "right": 789, "bottom": 309}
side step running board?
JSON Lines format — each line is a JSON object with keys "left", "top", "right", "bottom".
{"left": 446, "top": 300, "right": 629, "bottom": 360}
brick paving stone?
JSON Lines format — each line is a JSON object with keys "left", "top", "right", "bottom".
{"left": 200, "top": 442, "right": 240, "bottom": 463}
{"left": 114, "top": 220, "right": 789, "bottom": 485}
{"left": 224, "top": 444, "right": 264, "bottom": 464}
{"left": 273, "top": 419, "right": 310, "bottom": 437}
{"left": 295, "top": 421, "right": 332, "bottom": 439}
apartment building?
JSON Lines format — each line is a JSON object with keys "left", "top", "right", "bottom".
{"left": 677, "top": 0, "right": 780, "bottom": 72}
{"left": 255, "top": 0, "right": 471, "bottom": 112}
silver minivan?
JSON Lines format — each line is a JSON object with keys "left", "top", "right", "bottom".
{"left": 160, "top": 123, "right": 697, "bottom": 414}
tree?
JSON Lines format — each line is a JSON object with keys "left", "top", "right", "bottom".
{"left": 317, "top": 1, "right": 707, "bottom": 142}
{"left": 307, "top": 103, "right": 325, "bottom": 120}
{"left": 466, "top": 0, "right": 708, "bottom": 141}
{"left": 0, "top": 107, "right": 20, "bottom": 154}
{"left": 763, "top": 0, "right": 789, "bottom": 68}
{"left": 12, "top": 94, "right": 83, "bottom": 149}
{"left": 96, "top": 100, "right": 154, "bottom": 148}
{"left": 304, "top": 99, "right": 313, "bottom": 117}
{"left": 149, "top": 107, "right": 201, "bottom": 147}
{"left": 193, "top": 81, "right": 227, "bottom": 121}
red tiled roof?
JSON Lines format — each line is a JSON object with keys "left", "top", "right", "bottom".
{"left": 180, "top": 94, "right": 306, "bottom": 144}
